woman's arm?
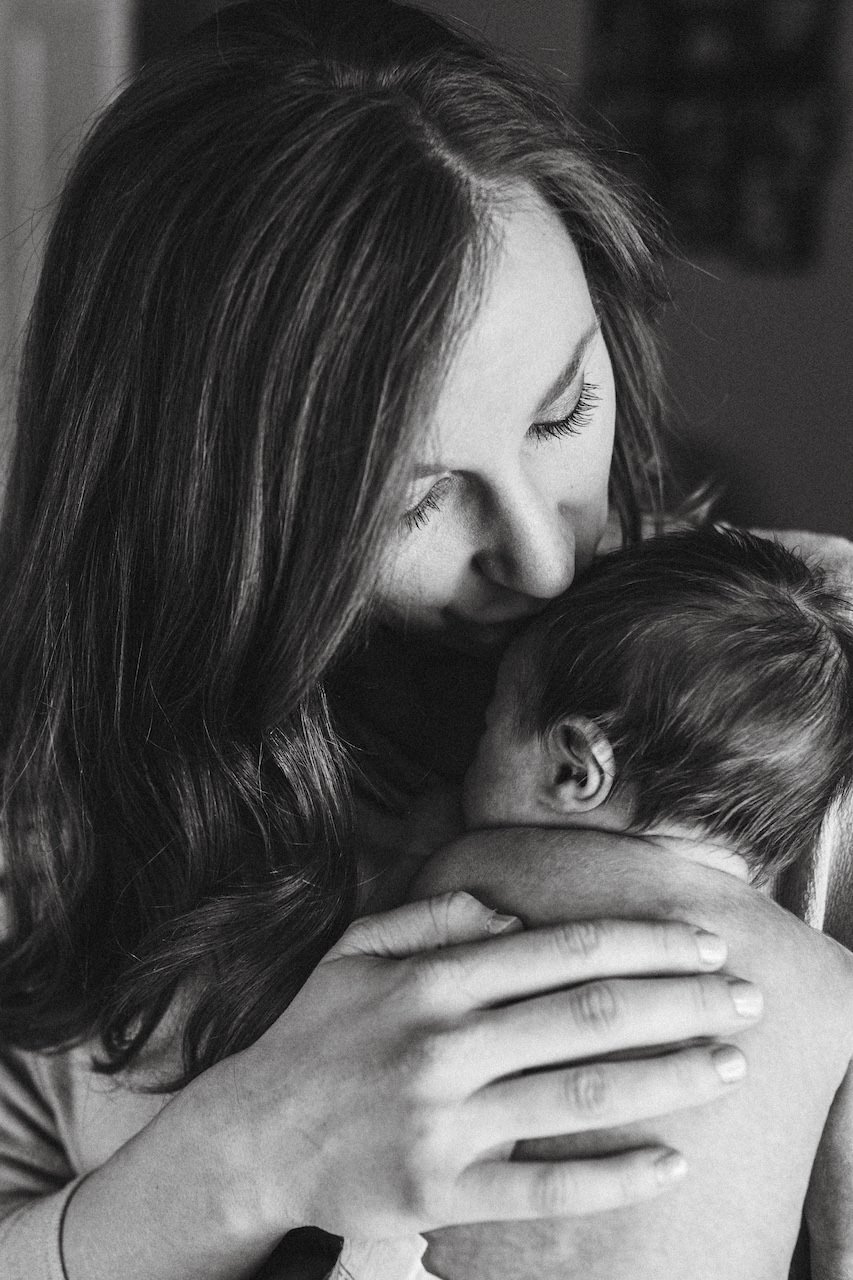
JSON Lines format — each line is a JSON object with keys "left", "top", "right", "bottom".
{"left": 0, "top": 890, "right": 757, "bottom": 1280}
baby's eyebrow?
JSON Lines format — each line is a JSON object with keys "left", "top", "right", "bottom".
{"left": 533, "top": 317, "right": 601, "bottom": 416}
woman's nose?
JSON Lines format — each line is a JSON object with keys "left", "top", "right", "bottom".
{"left": 472, "top": 485, "right": 576, "bottom": 600}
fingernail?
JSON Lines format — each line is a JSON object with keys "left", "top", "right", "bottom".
{"left": 712, "top": 1045, "right": 747, "bottom": 1083}
{"left": 694, "top": 929, "right": 727, "bottom": 967}
{"left": 485, "top": 912, "right": 523, "bottom": 935}
{"left": 655, "top": 1150, "right": 687, "bottom": 1185}
{"left": 727, "top": 979, "right": 763, "bottom": 1019}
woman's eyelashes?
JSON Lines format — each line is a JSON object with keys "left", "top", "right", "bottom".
{"left": 401, "top": 475, "right": 453, "bottom": 534}
{"left": 400, "top": 378, "right": 602, "bottom": 533}
{"left": 529, "top": 379, "right": 601, "bottom": 442}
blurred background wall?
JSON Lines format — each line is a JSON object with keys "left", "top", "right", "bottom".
{"left": 1, "top": 0, "right": 850, "bottom": 535}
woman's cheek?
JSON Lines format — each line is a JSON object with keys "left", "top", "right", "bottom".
{"left": 375, "top": 539, "right": 452, "bottom": 626}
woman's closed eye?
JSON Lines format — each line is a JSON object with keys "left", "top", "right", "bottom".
{"left": 529, "top": 379, "right": 601, "bottom": 442}
{"left": 401, "top": 475, "right": 453, "bottom": 534}
{"left": 400, "top": 379, "right": 602, "bottom": 534}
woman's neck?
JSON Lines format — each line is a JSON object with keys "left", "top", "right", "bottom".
{"left": 329, "top": 625, "right": 503, "bottom": 799}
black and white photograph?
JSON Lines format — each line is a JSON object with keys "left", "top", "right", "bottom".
{"left": 0, "top": 3, "right": 852, "bottom": 1277}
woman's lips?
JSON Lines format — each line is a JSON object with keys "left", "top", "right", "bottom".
{"left": 452, "top": 603, "right": 545, "bottom": 629}
{"left": 440, "top": 607, "right": 543, "bottom": 651}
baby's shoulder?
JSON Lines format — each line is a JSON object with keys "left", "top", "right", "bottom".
{"left": 793, "top": 917, "right": 853, "bottom": 1003}
{"left": 791, "top": 913, "right": 853, "bottom": 991}
{"left": 737, "top": 886, "right": 853, "bottom": 1055}
{"left": 735, "top": 878, "right": 853, "bottom": 971}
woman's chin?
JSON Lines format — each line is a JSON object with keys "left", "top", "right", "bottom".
{"left": 378, "top": 604, "right": 531, "bottom": 656}
{"left": 439, "top": 621, "right": 520, "bottom": 655}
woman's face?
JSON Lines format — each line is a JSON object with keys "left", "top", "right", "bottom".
{"left": 377, "top": 186, "right": 616, "bottom": 652}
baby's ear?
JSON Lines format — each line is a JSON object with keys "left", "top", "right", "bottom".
{"left": 545, "top": 715, "right": 615, "bottom": 812}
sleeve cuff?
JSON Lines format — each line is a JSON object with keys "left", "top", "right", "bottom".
{"left": 0, "top": 1176, "right": 87, "bottom": 1280}
{"left": 331, "top": 1234, "right": 435, "bottom": 1280}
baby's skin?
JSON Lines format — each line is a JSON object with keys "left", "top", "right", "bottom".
{"left": 413, "top": 828, "right": 853, "bottom": 1279}
{"left": 405, "top": 599, "right": 853, "bottom": 1279}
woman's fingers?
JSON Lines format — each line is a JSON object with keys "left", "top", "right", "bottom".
{"left": 466, "top": 974, "right": 761, "bottom": 1084}
{"left": 326, "top": 891, "right": 520, "bottom": 961}
{"left": 328, "top": 904, "right": 738, "bottom": 1047}
{"left": 471, "top": 1043, "right": 747, "bottom": 1146}
{"left": 406, "top": 916, "right": 728, "bottom": 1015}
{"left": 299, "top": 898, "right": 761, "bottom": 1238}
{"left": 455, "top": 1146, "right": 688, "bottom": 1223}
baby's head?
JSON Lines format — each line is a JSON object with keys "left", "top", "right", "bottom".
{"left": 464, "top": 528, "right": 853, "bottom": 882}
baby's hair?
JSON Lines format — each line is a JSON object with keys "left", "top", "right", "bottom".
{"left": 519, "top": 528, "right": 853, "bottom": 879}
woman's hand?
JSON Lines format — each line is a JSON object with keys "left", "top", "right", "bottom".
{"left": 225, "top": 890, "right": 760, "bottom": 1242}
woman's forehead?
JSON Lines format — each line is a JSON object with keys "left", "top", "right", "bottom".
{"left": 419, "top": 190, "right": 598, "bottom": 466}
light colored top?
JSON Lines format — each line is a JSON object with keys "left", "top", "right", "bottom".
{"left": 1, "top": 528, "right": 851, "bottom": 1280}
{"left": 332, "top": 1236, "right": 434, "bottom": 1279}
{"left": 0, "top": 1018, "right": 183, "bottom": 1279}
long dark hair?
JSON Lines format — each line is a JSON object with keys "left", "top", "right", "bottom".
{"left": 0, "top": 0, "right": 670, "bottom": 1087}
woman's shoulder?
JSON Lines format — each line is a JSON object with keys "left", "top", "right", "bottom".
{"left": 748, "top": 526, "right": 853, "bottom": 591}
{"left": 606, "top": 514, "right": 853, "bottom": 590}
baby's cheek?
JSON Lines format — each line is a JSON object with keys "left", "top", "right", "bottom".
{"left": 460, "top": 741, "right": 494, "bottom": 829}
{"left": 462, "top": 777, "right": 510, "bottom": 830}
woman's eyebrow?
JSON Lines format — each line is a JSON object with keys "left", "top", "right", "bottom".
{"left": 533, "top": 317, "right": 601, "bottom": 415}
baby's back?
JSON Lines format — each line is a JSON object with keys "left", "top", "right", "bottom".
{"left": 413, "top": 830, "right": 853, "bottom": 1279}
{"left": 504, "top": 918, "right": 852, "bottom": 1278}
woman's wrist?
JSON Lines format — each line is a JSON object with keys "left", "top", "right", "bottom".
{"left": 174, "top": 1054, "right": 293, "bottom": 1243}
{"left": 197, "top": 1047, "right": 307, "bottom": 1242}
{"left": 61, "top": 1057, "right": 287, "bottom": 1280}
